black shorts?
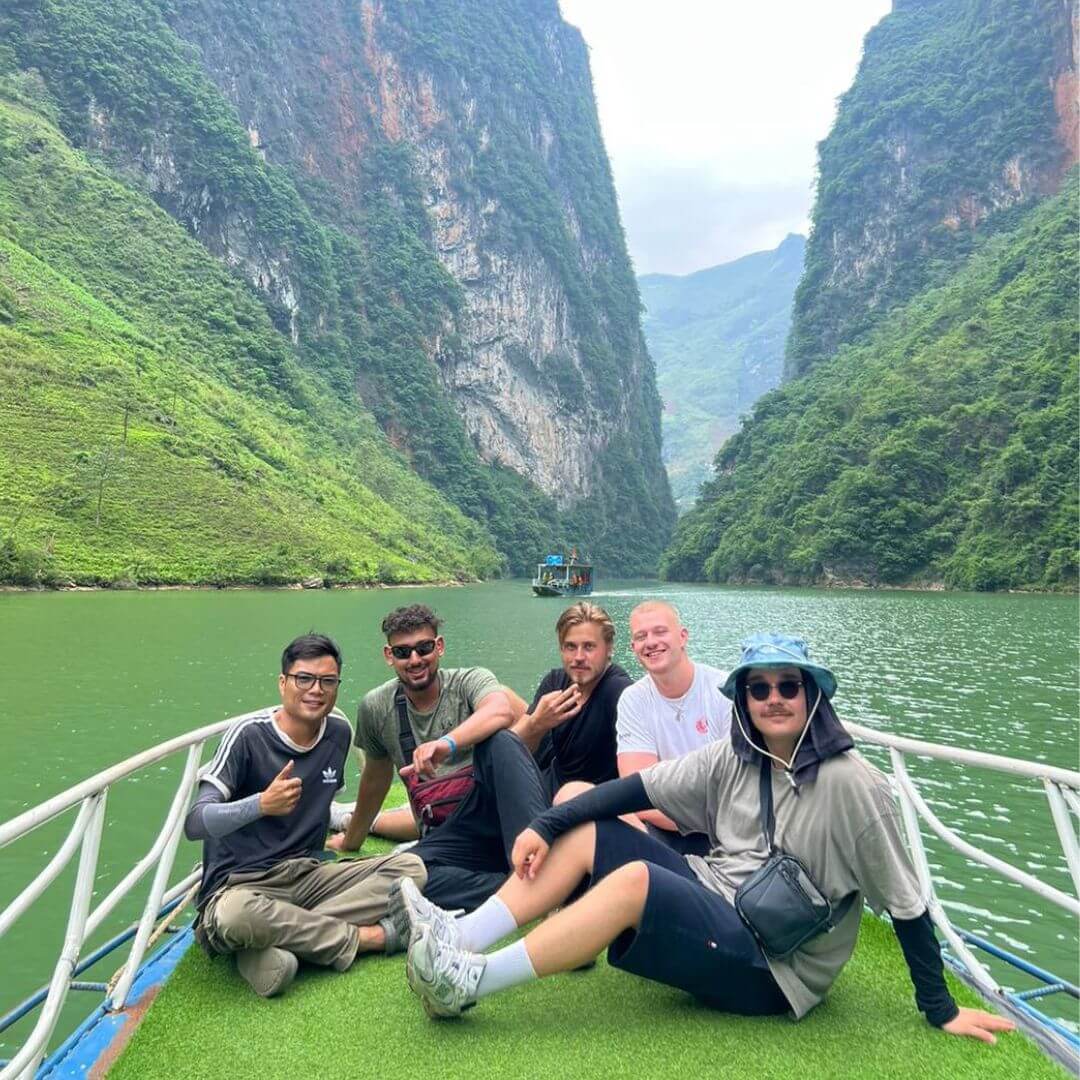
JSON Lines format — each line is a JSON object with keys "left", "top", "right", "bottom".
{"left": 591, "top": 819, "right": 789, "bottom": 1016}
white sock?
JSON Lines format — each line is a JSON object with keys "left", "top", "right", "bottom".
{"left": 475, "top": 939, "right": 537, "bottom": 1000}
{"left": 455, "top": 896, "right": 518, "bottom": 952}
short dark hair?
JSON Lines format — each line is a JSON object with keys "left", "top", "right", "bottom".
{"left": 281, "top": 633, "right": 342, "bottom": 674}
{"left": 381, "top": 604, "right": 442, "bottom": 639}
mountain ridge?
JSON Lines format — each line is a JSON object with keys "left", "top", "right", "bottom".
{"left": 0, "top": 0, "right": 675, "bottom": 580}
{"left": 0, "top": 94, "right": 501, "bottom": 587}
{"left": 785, "top": 0, "right": 1076, "bottom": 378}
{"left": 639, "top": 234, "right": 805, "bottom": 510}
{"left": 662, "top": 0, "right": 1078, "bottom": 591}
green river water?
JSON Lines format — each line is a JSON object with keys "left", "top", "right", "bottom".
{"left": 1, "top": 581, "right": 1077, "bottom": 1057}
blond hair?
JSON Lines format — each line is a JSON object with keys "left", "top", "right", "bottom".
{"left": 629, "top": 600, "right": 682, "bottom": 626}
{"left": 556, "top": 602, "right": 615, "bottom": 646}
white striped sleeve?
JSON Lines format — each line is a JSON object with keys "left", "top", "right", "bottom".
{"left": 201, "top": 714, "right": 262, "bottom": 800}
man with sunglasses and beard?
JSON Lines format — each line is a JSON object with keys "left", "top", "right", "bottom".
{"left": 395, "top": 632, "right": 1014, "bottom": 1049}
{"left": 185, "top": 634, "right": 426, "bottom": 998}
{"left": 329, "top": 605, "right": 549, "bottom": 926}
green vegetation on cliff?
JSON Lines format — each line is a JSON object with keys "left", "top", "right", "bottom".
{"left": 0, "top": 95, "right": 501, "bottom": 586}
{"left": 377, "top": 0, "right": 674, "bottom": 570}
{"left": 639, "top": 235, "right": 805, "bottom": 510}
{"left": 786, "top": 0, "right": 1071, "bottom": 377}
{"left": 2, "top": 0, "right": 674, "bottom": 579}
{"left": 662, "top": 181, "right": 1078, "bottom": 591}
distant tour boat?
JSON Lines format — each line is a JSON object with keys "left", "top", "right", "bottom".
{"left": 531, "top": 552, "right": 593, "bottom": 597}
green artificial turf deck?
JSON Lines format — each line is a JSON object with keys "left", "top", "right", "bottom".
{"left": 110, "top": 867, "right": 1065, "bottom": 1080}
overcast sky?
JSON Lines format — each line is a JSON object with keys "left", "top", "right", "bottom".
{"left": 558, "top": 1, "right": 892, "bottom": 275}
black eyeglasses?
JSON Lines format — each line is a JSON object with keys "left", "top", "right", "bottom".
{"left": 285, "top": 673, "right": 341, "bottom": 691}
{"left": 389, "top": 639, "right": 438, "bottom": 661}
{"left": 747, "top": 679, "right": 803, "bottom": 702}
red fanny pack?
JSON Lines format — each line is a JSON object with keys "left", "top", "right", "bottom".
{"left": 395, "top": 687, "right": 475, "bottom": 833}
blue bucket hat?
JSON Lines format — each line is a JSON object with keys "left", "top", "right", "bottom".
{"left": 720, "top": 632, "right": 837, "bottom": 701}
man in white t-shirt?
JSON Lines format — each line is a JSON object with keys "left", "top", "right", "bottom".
{"left": 616, "top": 600, "right": 731, "bottom": 854}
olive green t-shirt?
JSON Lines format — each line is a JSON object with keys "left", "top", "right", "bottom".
{"left": 354, "top": 668, "right": 500, "bottom": 773}
{"left": 641, "top": 741, "right": 924, "bottom": 1020}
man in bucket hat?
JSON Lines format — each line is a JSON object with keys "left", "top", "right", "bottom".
{"left": 393, "top": 632, "right": 1014, "bottom": 1047}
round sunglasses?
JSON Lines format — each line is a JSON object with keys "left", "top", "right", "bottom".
{"left": 746, "top": 678, "right": 804, "bottom": 702}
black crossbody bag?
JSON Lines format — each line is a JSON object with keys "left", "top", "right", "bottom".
{"left": 734, "top": 758, "right": 856, "bottom": 958}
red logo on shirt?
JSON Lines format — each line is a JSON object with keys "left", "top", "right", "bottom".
{"left": 695, "top": 717, "right": 708, "bottom": 735}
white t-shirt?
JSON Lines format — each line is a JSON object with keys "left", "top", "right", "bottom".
{"left": 616, "top": 662, "right": 731, "bottom": 761}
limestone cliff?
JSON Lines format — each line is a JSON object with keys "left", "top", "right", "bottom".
{"left": 785, "top": 0, "right": 1077, "bottom": 378}
{"left": 159, "top": 0, "right": 654, "bottom": 508}
{"left": 6, "top": 0, "right": 673, "bottom": 574}
{"left": 663, "top": 0, "right": 1078, "bottom": 592}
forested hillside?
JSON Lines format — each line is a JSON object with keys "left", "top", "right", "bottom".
{"left": 785, "top": 0, "right": 1075, "bottom": 378}
{"left": 639, "top": 234, "right": 804, "bottom": 510}
{"left": 0, "top": 0, "right": 674, "bottom": 583}
{"left": 664, "top": 0, "right": 1077, "bottom": 592}
{"left": 662, "top": 182, "right": 1077, "bottom": 591}
{"left": 0, "top": 93, "right": 501, "bottom": 586}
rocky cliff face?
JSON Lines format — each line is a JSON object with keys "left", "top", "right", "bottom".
{"left": 159, "top": 0, "right": 660, "bottom": 510}
{"left": 785, "top": 0, "right": 1077, "bottom": 378}
{"left": 6, "top": 0, "right": 673, "bottom": 574}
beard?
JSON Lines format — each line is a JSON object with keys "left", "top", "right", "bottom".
{"left": 569, "top": 660, "right": 608, "bottom": 692}
{"left": 400, "top": 667, "right": 437, "bottom": 692}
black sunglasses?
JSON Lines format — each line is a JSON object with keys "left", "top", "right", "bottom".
{"left": 746, "top": 678, "right": 804, "bottom": 702}
{"left": 389, "top": 639, "right": 438, "bottom": 661}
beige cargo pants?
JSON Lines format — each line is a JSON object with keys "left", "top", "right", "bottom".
{"left": 201, "top": 851, "right": 426, "bottom": 969}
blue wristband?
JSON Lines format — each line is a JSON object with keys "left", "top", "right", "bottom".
{"left": 440, "top": 735, "right": 457, "bottom": 762}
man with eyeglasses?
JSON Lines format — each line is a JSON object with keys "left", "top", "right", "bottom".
{"left": 329, "top": 604, "right": 549, "bottom": 917}
{"left": 184, "top": 633, "right": 426, "bottom": 998}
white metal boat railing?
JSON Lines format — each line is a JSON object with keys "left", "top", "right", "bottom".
{"left": 845, "top": 722, "right": 1080, "bottom": 1055}
{"left": 0, "top": 713, "right": 243, "bottom": 1080}
{"left": 0, "top": 716, "right": 1077, "bottom": 1076}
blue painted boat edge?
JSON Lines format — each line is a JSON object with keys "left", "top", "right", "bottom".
{"left": 38, "top": 926, "right": 194, "bottom": 1079}
{"left": 943, "top": 950, "right": 1080, "bottom": 1073}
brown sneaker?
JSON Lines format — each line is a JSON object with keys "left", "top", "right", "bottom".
{"left": 235, "top": 947, "right": 298, "bottom": 997}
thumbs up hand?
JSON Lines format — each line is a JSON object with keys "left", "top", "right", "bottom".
{"left": 260, "top": 760, "right": 302, "bottom": 816}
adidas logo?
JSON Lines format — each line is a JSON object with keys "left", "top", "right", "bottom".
{"left": 322, "top": 767, "right": 338, "bottom": 784}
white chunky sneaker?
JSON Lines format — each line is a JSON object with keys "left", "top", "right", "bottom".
{"left": 328, "top": 801, "right": 353, "bottom": 833}
{"left": 235, "top": 947, "right": 298, "bottom": 998}
{"left": 406, "top": 924, "right": 486, "bottom": 1018}
{"left": 388, "top": 876, "right": 462, "bottom": 951}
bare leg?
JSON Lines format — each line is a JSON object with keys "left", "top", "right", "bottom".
{"left": 523, "top": 861, "right": 649, "bottom": 975}
{"left": 355, "top": 924, "right": 385, "bottom": 952}
{"left": 553, "top": 780, "right": 593, "bottom": 805}
{"left": 371, "top": 806, "right": 420, "bottom": 842}
{"left": 494, "top": 822, "right": 597, "bottom": 925}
